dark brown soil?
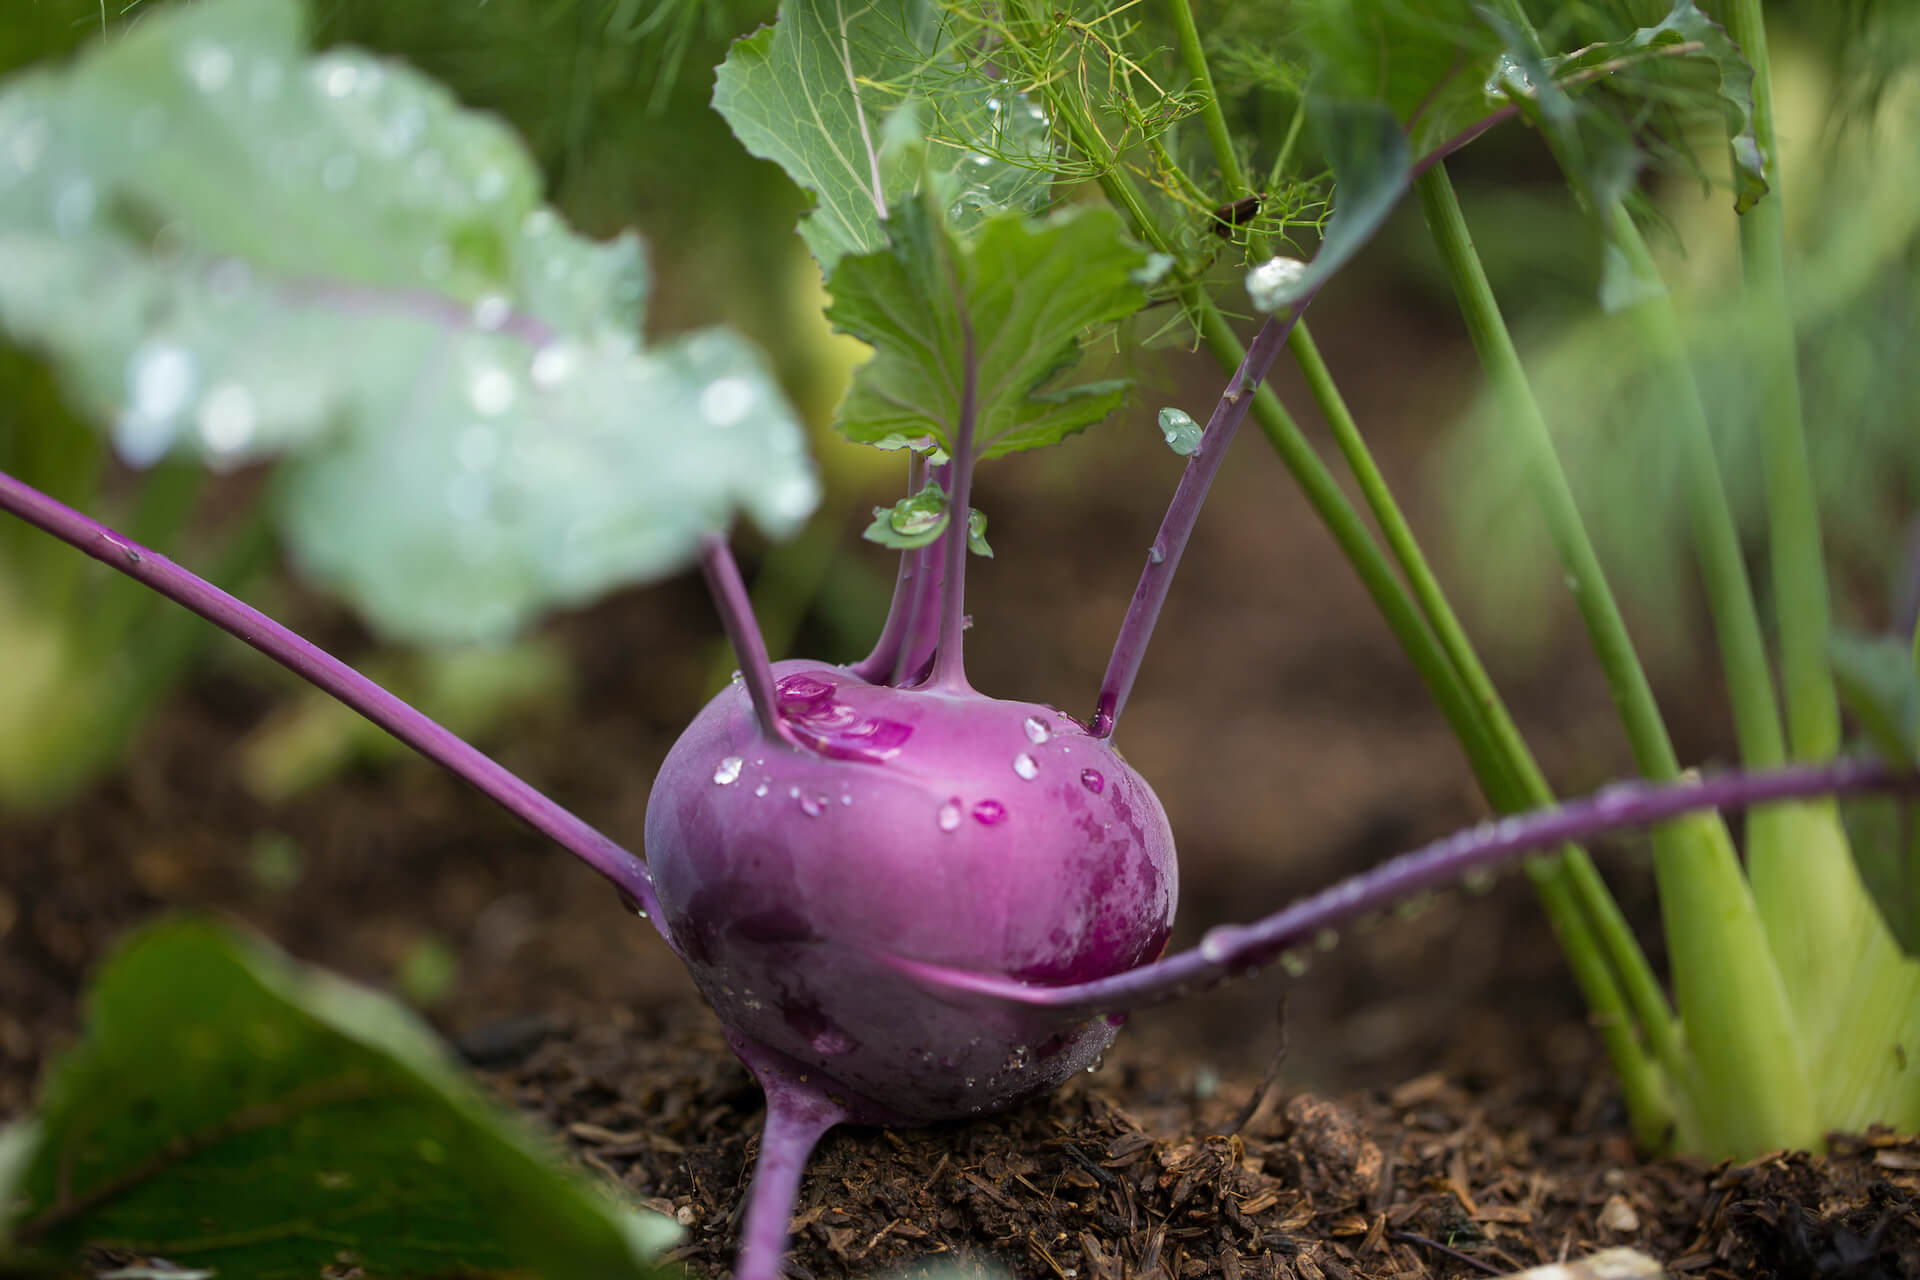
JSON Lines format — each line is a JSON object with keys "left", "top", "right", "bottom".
{"left": 3, "top": 295, "right": 1916, "bottom": 1278}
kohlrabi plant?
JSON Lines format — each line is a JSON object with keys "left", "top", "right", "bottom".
{"left": 3, "top": 1, "right": 1920, "bottom": 1278}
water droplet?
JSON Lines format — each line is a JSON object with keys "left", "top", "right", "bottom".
{"left": 937, "top": 800, "right": 963, "bottom": 831}
{"left": 810, "top": 1028, "right": 856, "bottom": 1055}
{"left": 788, "top": 785, "right": 801, "bottom": 799}
{"left": 1080, "top": 768, "right": 1106, "bottom": 794}
{"left": 197, "top": 383, "right": 256, "bottom": 454}
{"left": 713, "top": 756, "right": 744, "bottom": 785}
{"left": 699, "top": 375, "right": 755, "bottom": 427}
{"left": 964, "top": 1076, "right": 976, "bottom": 1088}
{"left": 1023, "top": 716, "right": 1050, "bottom": 744}
{"left": 321, "top": 152, "right": 357, "bottom": 192}
{"left": 840, "top": 793, "right": 854, "bottom": 806}
{"left": 187, "top": 43, "right": 234, "bottom": 93}
{"left": 969, "top": 152, "right": 993, "bottom": 167}
{"left": 128, "top": 344, "right": 197, "bottom": 427}
{"left": 1147, "top": 543, "right": 1165, "bottom": 565}
{"left": 1246, "top": 254, "right": 1311, "bottom": 312}
{"left": 471, "top": 294, "right": 511, "bottom": 331}
{"left": 1199, "top": 927, "right": 1234, "bottom": 965}
{"left": 468, "top": 367, "right": 515, "bottom": 416}
{"left": 1005, "top": 1044, "right": 1030, "bottom": 1069}
{"left": 754, "top": 782, "right": 769, "bottom": 797}
{"left": 971, "top": 799, "right": 1007, "bottom": 825}
{"left": 474, "top": 167, "right": 509, "bottom": 203}
{"left": 530, "top": 342, "right": 579, "bottom": 388}
{"left": 9, "top": 116, "right": 48, "bottom": 174}
{"left": 1012, "top": 753, "right": 1038, "bottom": 781}
{"left": 800, "top": 793, "right": 828, "bottom": 817}
{"left": 319, "top": 59, "right": 361, "bottom": 98}
{"left": 1158, "top": 407, "right": 1202, "bottom": 455}
{"left": 1086, "top": 1052, "right": 1106, "bottom": 1074}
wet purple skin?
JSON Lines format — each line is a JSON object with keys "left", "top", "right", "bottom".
{"left": 644, "top": 658, "right": 1177, "bottom": 1122}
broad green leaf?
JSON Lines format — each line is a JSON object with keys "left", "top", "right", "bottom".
{"left": 1157, "top": 407, "right": 1201, "bottom": 456}
{"left": 1244, "top": 97, "right": 1407, "bottom": 314}
{"left": 1498, "top": 1, "right": 1766, "bottom": 213}
{"left": 712, "top": 0, "right": 1052, "bottom": 272}
{"left": 0, "top": 917, "right": 677, "bottom": 1278}
{"left": 0, "top": 0, "right": 818, "bottom": 645}
{"left": 1295, "top": 0, "right": 1765, "bottom": 305}
{"left": 828, "top": 199, "right": 1146, "bottom": 459}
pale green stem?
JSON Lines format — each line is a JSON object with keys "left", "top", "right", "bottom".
{"left": 1722, "top": 0, "right": 1839, "bottom": 763}
{"left": 1419, "top": 162, "right": 1816, "bottom": 1157}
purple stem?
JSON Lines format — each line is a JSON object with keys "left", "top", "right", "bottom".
{"left": 0, "top": 468, "right": 671, "bottom": 939}
{"left": 924, "top": 319, "right": 979, "bottom": 695}
{"left": 699, "top": 534, "right": 799, "bottom": 747}
{"left": 892, "top": 461, "right": 952, "bottom": 686}
{"left": 725, "top": 1033, "right": 854, "bottom": 1280}
{"left": 1093, "top": 310, "right": 1301, "bottom": 737}
{"left": 1409, "top": 104, "right": 1520, "bottom": 183}
{"left": 885, "top": 758, "right": 1918, "bottom": 1017}
{"left": 848, "top": 453, "right": 931, "bottom": 686}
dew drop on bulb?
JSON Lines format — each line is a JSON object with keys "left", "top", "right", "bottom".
{"left": 713, "top": 756, "right": 743, "bottom": 785}
{"left": 1013, "top": 753, "right": 1039, "bottom": 780}
{"left": 937, "top": 800, "right": 962, "bottom": 831}
{"left": 1023, "top": 716, "right": 1051, "bottom": 744}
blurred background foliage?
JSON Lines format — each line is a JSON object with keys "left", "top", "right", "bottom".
{"left": 1431, "top": 2, "right": 1920, "bottom": 668}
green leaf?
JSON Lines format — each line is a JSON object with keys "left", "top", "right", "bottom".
{"left": 0, "top": 917, "right": 676, "bottom": 1278}
{"left": 1504, "top": 1, "right": 1767, "bottom": 214}
{"left": 828, "top": 199, "right": 1146, "bottom": 459}
{"left": 712, "top": 0, "right": 1053, "bottom": 272}
{"left": 0, "top": 0, "right": 818, "bottom": 645}
{"left": 1244, "top": 96, "right": 1407, "bottom": 314}
{"left": 1832, "top": 630, "right": 1920, "bottom": 767}
{"left": 863, "top": 478, "right": 949, "bottom": 549}
{"left": 1157, "top": 407, "right": 1202, "bottom": 456}
{"left": 861, "top": 480, "right": 992, "bottom": 557}
{"left": 965, "top": 506, "right": 991, "bottom": 558}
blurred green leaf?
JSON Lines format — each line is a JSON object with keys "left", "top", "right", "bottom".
{"left": 712, "top": 0, "right": 1052, "bottom": 272}
{"left": 828, "top": 198, "right": 1145, "bottom": 459}
{"left": 1832, "top": 630, "right": 1920, "bottom": 767}
{"left": 0, "top": 917, "right": 677, "bottom": 1278}
{"left": 0, "top": 0, "right": 818, "bottom": 644}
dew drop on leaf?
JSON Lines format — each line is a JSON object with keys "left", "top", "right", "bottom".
{"left": 699, "top": 375, "right": 755, "bottom": 427}
{"left": 1158, "top": 407, "right": 1201, "bottom": 456}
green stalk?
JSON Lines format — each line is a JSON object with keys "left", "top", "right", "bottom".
{"left": 1418, "top": 162, "right": 1816, "bottom": 1156}
{"left": 1721, "top": 0, "right": 1920, "bottom": 1133}
{"left": 1163, "top": 0, "right": 1250, "bottom": 200}
{"left": 1720, "top": 0, "right": 1839, "bottom": 764}
{"left": 1289, "top": 320, "right": 1680, "bottom": 1082}
{"left": 1204, "top": 303, "right": 1670, "bottom": 1142}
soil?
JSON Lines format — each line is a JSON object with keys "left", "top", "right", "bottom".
{"left": 4, "top": 290, "right": 1918, "bottom": 1279}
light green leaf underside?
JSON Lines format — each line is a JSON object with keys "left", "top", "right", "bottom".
{"left": 713, "top": 0, "right": 1052, "bottom": 272}
{"left": 0, "top": 917, "right": 677, "bottom": 1279}
{"left": 827, "top": 201, "right": 1146, "bottom": 459}
{"left": 0, "top": 0, "right": 817, "bottom": 644}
